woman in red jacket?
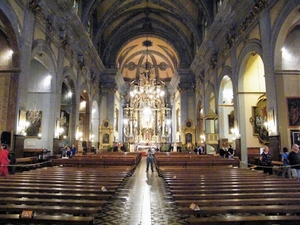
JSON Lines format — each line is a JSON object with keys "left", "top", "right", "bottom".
{"left": 0, "top": 144, "right": 10, "bottom": 178}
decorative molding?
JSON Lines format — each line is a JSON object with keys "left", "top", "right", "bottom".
{"left": 28, "top": 0, "right": 41, "bottom": 15}
{"left": 209, "top": 0, "right": 267, "bottom": 71}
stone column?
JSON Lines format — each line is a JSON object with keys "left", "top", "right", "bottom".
{"left": 17, "top": 7, "right": 35, "bottom": 112}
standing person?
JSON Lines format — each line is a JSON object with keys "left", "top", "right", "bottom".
{"left": 288, "top": 144, "right": 300, "bottom": 180}
{"left": 146, "top": 148, "right": 154, "bottom": 172}
{"left": 281, "top": 147, "right": 292, "bottom": 178}
{"left": 0, "top": 144, "right": 10, "bottom": 178}
{"left": 70, "top": 144, "right": 76, "bottom": 156}
{"left": 259, "top": 145, "right": 273, "bottom": 175}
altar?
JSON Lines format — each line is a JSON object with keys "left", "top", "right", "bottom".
{"left": 133, "top": 144, "right": 159, "bottom": 156}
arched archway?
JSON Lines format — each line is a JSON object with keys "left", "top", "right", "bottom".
{"left": 21, "top": 40, "right": 59, "bottom": 152}
{"left": 204, "top": 84, "right": 218, "bottom": 154}
{"left": 77, "top": 89, "right": 90, "bottom": 154}
{"left": 0, "top": 8, "right": 20, "bottom": 136}
{"left": 91, "top": 100, "right": 100, "bottom": 150}
{"left": 238, "top": 51, "right": 266, "bottom": 166}
{"left": 218, "top": 75, "right": 234, "bottom": 144}
{"left": 58, "top": 77, "right": 77, "bottom": 147}
{"left": 196, "top": 100, "right": 204, "bottom": 145}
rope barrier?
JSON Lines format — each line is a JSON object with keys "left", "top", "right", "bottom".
{"left": 238, "top": 158, "right": 300, "bottom": 169}
{"left": 8, "top": 160, "right": 52, "bottom": 168}
{"left": 6, "top": 157, "right": 300, "bottom": 170}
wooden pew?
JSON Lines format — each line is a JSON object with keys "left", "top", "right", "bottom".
{"left": 2, "top": 177, "right": 124, "bottom": 184}
{"left": 179, "top": 205, "right": 300, "bottom": 216}
{"left": 0, "top": 197, "right": 107, "bottom": 207}
{"left": 0, "top": 181, "right": 120, "bottom": 189}
{"left": 0, "top": 165, "right": 130, "bottom": 224}
{"left": 158, "top": 163, "right": 300, "bottom": 224}
{"left": 186, "top": 215, "right": 300, "bottom": 225}
{"left": 272, "top": 160, "right": 283, "bottom": 175}
{"left": 0, "top": 185, "right": 117, "bottom": 193}
{"left": 51, "top": 157, "right": 136, "bottom": 167}
{"left": 14, "top": 156, "right": 39, "bottom": 171}
{"left": 0, "top": 191, "right": 112, "bottom": 200}
{"left": 0, "top": 214, "right": 94, "bottom": 225}
{"left": 53, "top": 152, "right": 142, "bottom": 168}
{"left": 172, "top": 192, "right": 300, "bottom": 200}
{"left": 154, "top": 154, "right": 240, "bottom": 175}
{"left": 16, "top": 157, "right": 39, "bottom": 164}
{"left": 175, "top": 197, "right": 300, "bottom": 207}
{"left": 0, "top": 204, "right": 101, "bottom": 215}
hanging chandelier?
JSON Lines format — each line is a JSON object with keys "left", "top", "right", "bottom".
{"left": 122, "top": 0, "right": 171, "bottom": 144}
{"left": 129, "top": 74, "right": 165, "bottom": 108}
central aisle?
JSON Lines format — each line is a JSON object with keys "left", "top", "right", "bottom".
{"left": 94, "top": 156, "right": 186, "bottom": 225}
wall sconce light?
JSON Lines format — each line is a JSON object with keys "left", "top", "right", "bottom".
{"left": 264, "top": 121, "right": 275, "bottom": 134}
{"left": 123, "top": 118, "right": 129, "bottom": 125}
{"left": 200, "top": 134, "right": 205, "bottom": 143}
{"left": 76, "top": 131, "right": 83, "bottom": 140}
{"left": 58, "top": 127, "right": 64, "bottom": 135}
{"left": 75, "top": 125, "right": 83, "bottom": 140}
{"left": 90, "top": 131, "right": 95, "bottom": 142}
{"left": 231, "top": 128, "right": 241, "bottom": 140}
{"left": 166, "top": 119, "right": 171, "bottom": 125}
{"left": 20, "top": 121, "right": 30, "bottom": 136}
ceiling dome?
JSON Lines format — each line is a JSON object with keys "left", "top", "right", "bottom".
{"left": 116, "top": 36, "right": 179, "bottom": 83}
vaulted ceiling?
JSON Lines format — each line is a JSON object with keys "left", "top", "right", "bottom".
{"left": 80, "top": 0, "right": 215, "bottom": 83}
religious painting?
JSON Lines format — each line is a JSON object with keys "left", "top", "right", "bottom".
{"left": 103, "top": 133, "right": 109, "bottom": 143}
{"left": 59, "top": 109, "right": 70, "bottom": 140}
{"left": 19, "top": 110, "right": 27, "bottom": 127}
{"left": 25, "top": 110, "right": 42, "bottom": 137}
{"left": 251, "top": 95, "right": 268, "bottom": 144}
{"left": 291, "top": 130, "right": 300, "bottom": 146}
{"left": 287, "top": 97, "right": 300, "bottom": 127}
{"left": 185, "top": 133, "right": 192, "bottom": 143}
{"left": 176, "top": 109, "right": 180, "bottom": 132}
{"left": 228, "top": 111, "right": 234, "bottom": 134}
{"left": 115, "top": 109, "right": 119, "bottom": 131}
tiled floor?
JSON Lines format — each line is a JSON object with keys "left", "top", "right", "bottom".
{"left": 94, "top": 157, "right": 187, "bottom": 225}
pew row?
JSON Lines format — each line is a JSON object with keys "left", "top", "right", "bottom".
{"left": 154, "top": 153, "right": 240, "bottom": 173}
{"left": 186, "top": 215, "right": 300, "bottom": 225}
{"left": 51, "top": 152, "right": 142, "bottom": 173}
{"left": 0, "top": 214, "right": 94, "bottom": 225}
{"left": 0, "top": 165, "right": 131, "bottom": 224}
{"left": 158, "top": 166, "right": 300, "bottom": 224}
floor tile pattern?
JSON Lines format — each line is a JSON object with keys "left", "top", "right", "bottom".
{"left": 94, "top": 157, "right": 187, "bottom": 225}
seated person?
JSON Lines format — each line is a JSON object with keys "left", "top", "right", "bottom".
{"left": 228, "top": 145, "right": 234, "bottom": 158}
{"left": 66, "top": 146, "right": 72, "bottom": 158}
{"left": 219, "top": 148, "right": 225, "bottom": 158}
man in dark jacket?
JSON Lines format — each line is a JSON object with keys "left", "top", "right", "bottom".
{"left": 288, "top": 144, "right": 300, "bottom": 180}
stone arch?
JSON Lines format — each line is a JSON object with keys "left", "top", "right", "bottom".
{"left": 0, "top": 1, "right": 22, "bottom": 58}
{"left": 60, "top": 67, "right": 77, "bottom": 146}
{"left": 77, "top": 81, "right": 91, "bottom": 151}
{"left": 272, "top": 1, "right": 300, "bottom": 70}
{"left": 0, "top": 4, "right": 21, "bottom": 133}
{"left": 196, "top": 100, "right": 204, "bottom": 145}
{"left": 204, "top": 81, "right": 216, "bottom": 115}
{"left": 31, "top": 40, "right": 58, "bottom": 92}
{"left": 236, "top": 39, "right": 266, "bottom": 166}
{"left": 23, "top": 40, "right": 59, "bottom": 151}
